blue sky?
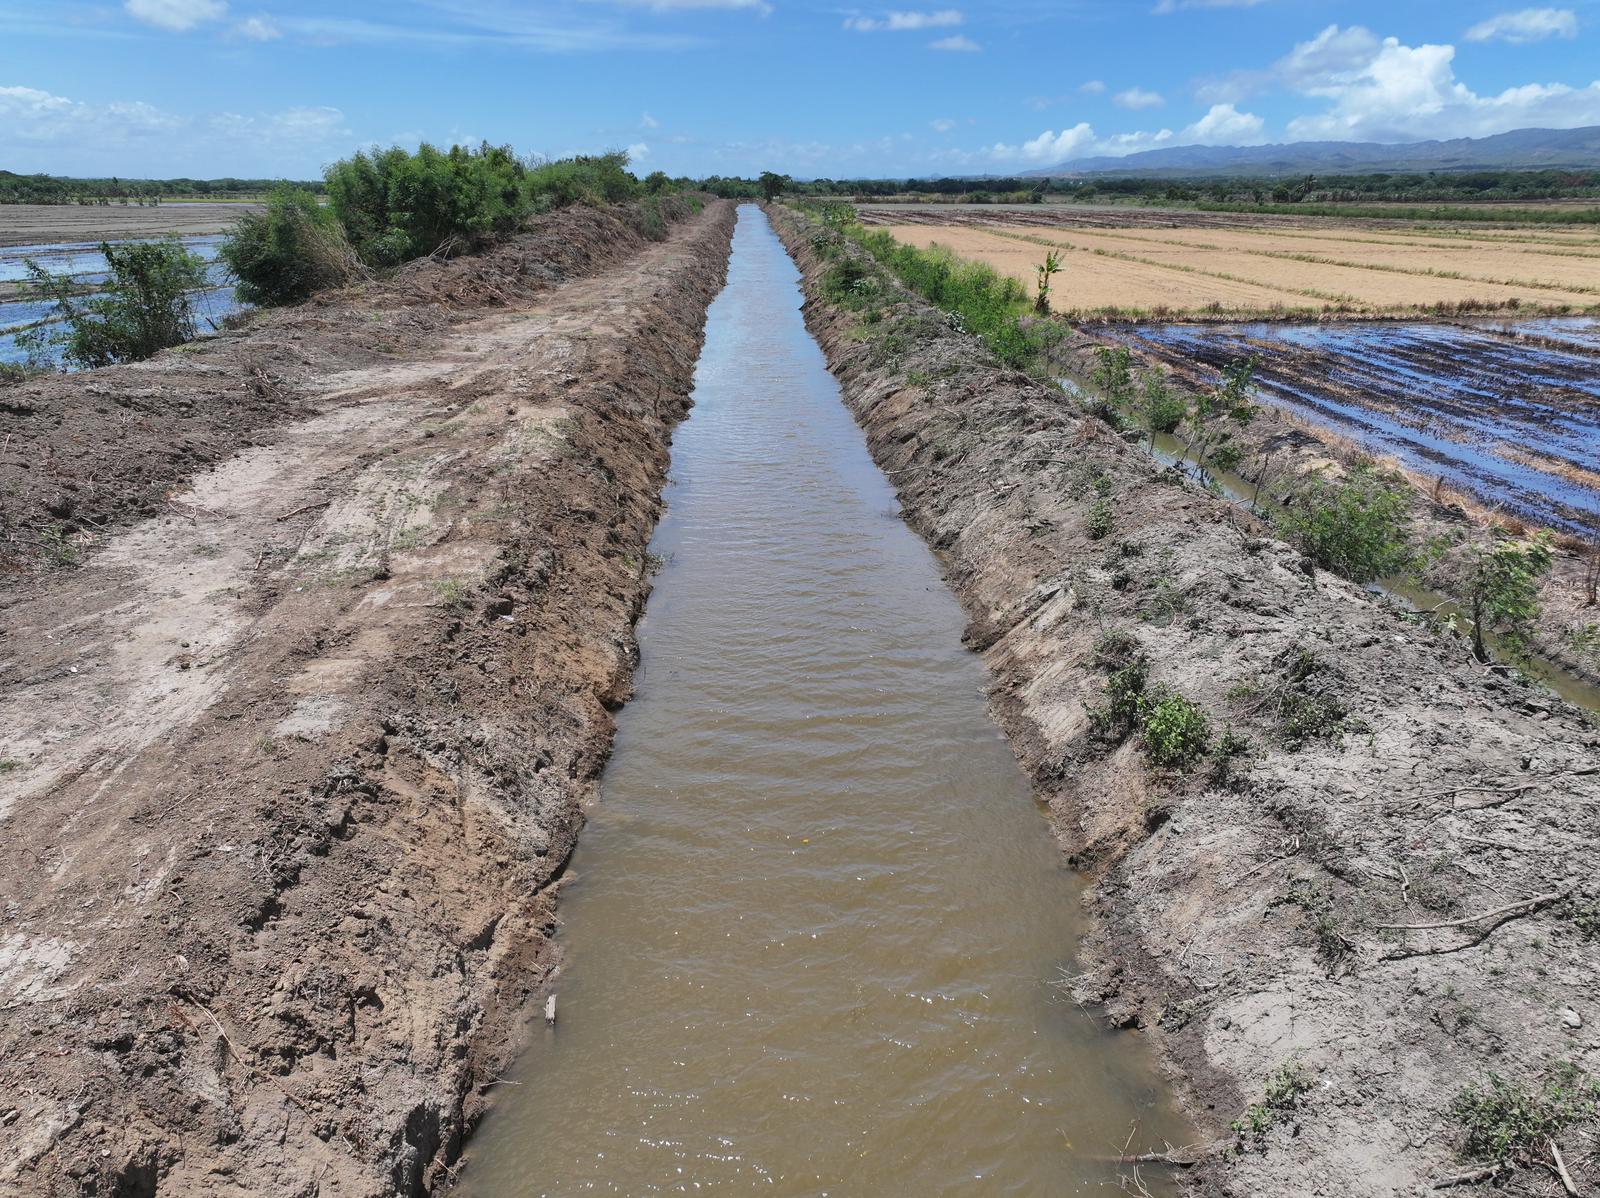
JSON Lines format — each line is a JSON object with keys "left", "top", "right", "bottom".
{"left": 3, "top": 1, "right": 1599, "bottom": 179}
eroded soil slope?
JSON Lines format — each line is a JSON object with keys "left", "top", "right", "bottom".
{"left": 0, "top": 199, "right": 735, "bottom": 1196}
{"left": 773, "top": 206, "right": 1600, "bottom": 1197}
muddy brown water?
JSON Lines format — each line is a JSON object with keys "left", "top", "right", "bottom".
{"left": 456, "top": 206, "right": 1188, "bottom": 1195}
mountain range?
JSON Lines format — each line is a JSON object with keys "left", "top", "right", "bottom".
{"left": 1027, "top": 126, "right": 1600, "bottom": 178}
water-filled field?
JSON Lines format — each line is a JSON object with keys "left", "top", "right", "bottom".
{"left": 1099, "top": 317, "right": 1600, "bottom": 536}
{"left": 0, "top": 234, "right": 243, "bottom": 368}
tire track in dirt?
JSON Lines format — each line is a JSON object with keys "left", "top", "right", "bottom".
{"left": 0, "top": 201, "right": 736, "bottom": 1196}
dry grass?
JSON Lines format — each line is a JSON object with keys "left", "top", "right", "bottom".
{"left": 880, "top": 219, "right": 1600, "bottom": 319}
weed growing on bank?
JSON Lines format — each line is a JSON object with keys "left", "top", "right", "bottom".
{"left": 19, "top": 238, "right": 210, "bottom": 368}
{"left": 1232, "top": 1058, "right": 1313, "bottom": 1149}
{"left": 1275, "top": 463, "right": 1414, "bottom": 583}
{"left": 1449, "top": 1065, "right": 1598, "bottom": 1165}
{"left": 793, "top": 198, "right": 1053, "bottom": 373}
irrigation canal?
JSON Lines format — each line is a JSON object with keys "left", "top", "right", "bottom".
{"left": 455, "top": 206, "right": 1189, "bottom": 1193}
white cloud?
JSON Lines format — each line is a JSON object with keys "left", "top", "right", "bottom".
{"left": 124, "top": 0, "right": 227, "bottom": 31}
{"left": 989, "top": 123, "right": 1099, "bottom": 162}
{"left": 987, "top": 101, "right": 1264, "bottom": 165}
{"left": 1114, "top": 87, "right": 1164, "bottom": 110}
{"left": 843, "top": 9, "right": 962, "bottom": 32}
{"left": 640, "top": 111, "right": 659, "bottom": 128}
{"left": 929, "top": 117, "right": 956, "bottom": 132}
{"left": 625, "top": 141, "right": 650, "bottom": 160}
{"left": 0, "top": 83, "right": 351, "bottom": 175}
{"left": 1079, "top": 79, "right": 1107, "bottom": 95}
{"left": 1182, "top": 102, "right": 1264, "bottom": 143}
{"left": 1277, "top": 26, "right": 1600, "bottom": 141}
{"left": 1464, "top": 8, "right": 1577, "bottom": 44}
{"left": 233, "top": 14, "right": 280, "bottom": 40}
{"left": 929, "top": 33, "right": 979, "bottom": 50}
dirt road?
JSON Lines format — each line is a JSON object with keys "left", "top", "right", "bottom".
{"left": 773, "top": 206, "right": 1600, "bottom": 1197}
{"left": 0, "top": 198, "right": 735, "bottom": 1195}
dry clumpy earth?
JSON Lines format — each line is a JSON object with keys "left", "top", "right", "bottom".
{"left": 771, "top": 205, "right": 1600, "bottom": 1198}
{"left": 0, "top": 197, "right": 736, "bottom": 1196}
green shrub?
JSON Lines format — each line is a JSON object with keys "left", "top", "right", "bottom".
{"left": 1137, "top": 368, "right": 1186, "bottom": 448}
{"left": 221, "top": 184, "right": 357, "bottom": 306}
{"left": 1450, "top": 1065, "right": 1597, "bottom": 1163}
{"left": 1089, "top": 345, "right": 1135, "bottom": 420}
{"left": 325, "top": 144, "right": 639, "bottom": 269}
{"left": 20, "top": 238, "right": 209, "bottom": 368}
{"left": 1141, "top": 689, "right": 1211, "bottom": 769}
{"left": 1456, "top": 531, "right": 1555, "bottom": 664}
{"left": 822, "top": 256, "right": 876, "bottom": 307}
{"left": 1275, "top": 463, "right": 1413, "bottom": 583}
{"left": 1086, "top": 496, "right": 1114, "bottom": 540}
{"left": 1089, "top": 658, "right": 1151, "bottom": 741}
{"left": 852, "top": 230, "right": 1036, "bottom": 368}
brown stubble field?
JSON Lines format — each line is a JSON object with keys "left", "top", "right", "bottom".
{"left": 865, "top": 206, "right": 1600, "bottom": 317}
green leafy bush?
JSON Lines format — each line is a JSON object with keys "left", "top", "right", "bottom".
{"left": 1141, "top": 689, "right": 1212, "bottom": 769}
{"left": 1233, "top": 1058, "right": 1313, "bottom": 1146}
{"left": 220, "top": 184, "right": 358, "bottom": 306}
{"left": 1456, "top": 531, "right": 1555, "bottom": 663}
{"left": 20, "top": 238, "right": 209, "bottom": 368}
{"left": 1275, "top": 463, "right": 1414, "bottom": 583}
{"left": 853, "top": 231, "right": 1036, "bottom": 368}
{"left": 325, "top": 144, "right": 640, "bottom": 268}
{"left": 1137, "top": 368, "right": 1186, "bottom": 448}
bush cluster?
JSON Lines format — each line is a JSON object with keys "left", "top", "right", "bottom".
{"left": 1276, "top": 462, "right": 1414, "bottom": 583}
{"left": 220, "top": 184, "right": 358, "bottom": 306}
{"left": 19, "top": 238, "right": 209, "bottom": 369}
{"left": 226, "top": 144, "right": 650, "bottom": 305}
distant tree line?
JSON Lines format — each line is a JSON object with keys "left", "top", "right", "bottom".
{"left": 690, "top": 168, "right": 1600, "bottom": 206}
{"left": 10, "top": 165, "right": 1595, "bottom": 209}
{"left": 0, "top": 170, "right": 325, "bottom": 205}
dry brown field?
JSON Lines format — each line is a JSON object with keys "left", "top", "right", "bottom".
{"left": 874, "top": 211, "right": 1600, "bottom": 317}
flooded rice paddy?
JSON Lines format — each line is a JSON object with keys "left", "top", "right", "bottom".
{"left": 456, "top": 206, "right": 1188, "bottom": 1194}
{"left": 0, "top": 234, "right": 242, "bottom": 369}
{"left": 1101, "top": 318, "right": 1600, "bottom": 536}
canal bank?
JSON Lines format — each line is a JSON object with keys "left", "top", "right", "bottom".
{"left": 770, "top": 204, "right": 1600, "bottom": 1197}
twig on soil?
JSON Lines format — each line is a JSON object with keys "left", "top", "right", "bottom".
{"left": 274, "top": 500, "right": 331, "bottom": 522}
{"left": 1376, "top": 888, "right": 1571, "bottom": 931}
{"left": 1432, "top": 1162, "right": 1510, "bottom": 1189}
{"left": 1549, "top": 1139, "right": 1579, "bottom": 1197}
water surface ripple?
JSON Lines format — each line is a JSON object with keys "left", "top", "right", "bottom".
{"left": 458, "top": 206, "right": 1186, "bottom": 1196}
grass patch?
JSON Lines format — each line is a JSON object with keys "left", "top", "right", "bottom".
{"left": 1232, "top": 1057, "right": 1313, "bottom": 1147}
{"left": 1450, "top": 1065, "right": 1598, "bottom": 1164}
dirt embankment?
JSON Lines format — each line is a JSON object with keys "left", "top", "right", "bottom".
{"left": 771, "top": 206, "right": 1600, "bottom": 1197}
{"left": 0, "top": 198, "right": 736, "bottom": 1195}
{"left": 1056, "top": 327, "right": 1600, "bottom": 693}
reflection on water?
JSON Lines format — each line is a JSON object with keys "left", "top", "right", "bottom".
{"left": 1101, "top": 318, "right": 1600, "bottom": 536}
{"left": 455, "top": 206, "right": 1188, "bottom": 1196}
{"left": 0, "top": 233, "right": 243, "bottom": 369}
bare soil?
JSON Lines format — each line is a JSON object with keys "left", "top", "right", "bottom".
{"left": 774, "top": 205, "right": 1600, "bottom": 1198}
{"left": 0, "top": 197, "right": 736, "bottom": 1196}
{"left": 0, "top": 203, "right": 260, "bottom": 248}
